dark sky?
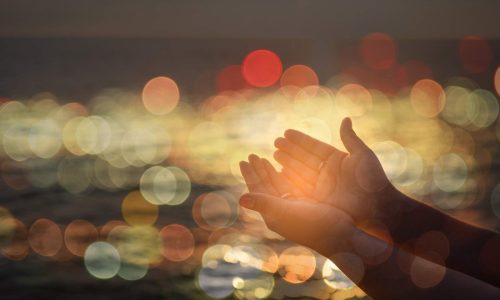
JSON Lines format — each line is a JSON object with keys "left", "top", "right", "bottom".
{"left": 1, "top": 0, "right": 499, "bottom": 40}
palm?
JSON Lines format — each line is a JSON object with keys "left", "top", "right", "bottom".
{"left": 325, "top": 150, "right": 389, "bottom": 223}
{"left": 239, "top": 154, "right": 354, "bottom": 256}
{"left": 273, "top": 118, "right": 392, "bottom": 224}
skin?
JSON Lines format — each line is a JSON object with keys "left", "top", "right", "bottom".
{"left": 239, "top": 118, "right": 500, "bottom": 299}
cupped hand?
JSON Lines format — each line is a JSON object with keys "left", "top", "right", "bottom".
{"left": 239, "top": 155, "right": 354, "bottom": 257}
{"left": 273, "top": 117, "right": 397, "bottom": 225}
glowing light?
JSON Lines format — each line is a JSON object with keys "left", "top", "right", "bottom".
{"left": 458, "top": 36, "right": 493, "bottom": 74}
{"left": 28, "top": 119, "right": 62, "bottom": 158}
{"left": 442, "top": 86, "right": 472, "bottom": 126}
{"left": 115, "top": 226, "right": 163, "bottom": 267}
{"left": 3, "top": 124, "right": 31, "bottom": 162}
{"left": 140, "top": 166, "right": 191, "bottom": 206}
{"left": 410, "top": 79, "right": 446, "bottom": 118}
{"left": 433, "top": 153, "right": 467, "bottom": 193}
{"left": 121, "top": 190, "right": 159, "bottom": 226}
{"left": 193, "top": 191, "right": 239, "bottom": 230}
{"left": 75, "top": 116, "right": 111, "bottom": 154}
{"left": 322, "top": 259, "right": 354, "bottom": 289}
{"left": 62, "top": 117, "right": 87, "bottom": 156}
{"left": 84, "top": 241, "right": 121, "bottom": 279}
{"left": 278, "top": 246, "right": 316, "bottom": 284}
{"left": 160, "top": 224, "right": 195, "bottom": 262}
{"left": 360, "top": 33, "right": 398, "bottom": 70}
{"left": 28, "top": 218, "right": 63, "bottom": 257}
{"left": 280, "top": 65, "right": 319, "bottom": 97}
{"left": 197, "top": 266, "right": 235, "bottom": 299}
{"left": 242, "top": 49, "right": 283, "bottom": 87}
{"left": 0, "top": 207, "right": 16, "bottom": 247}
{"left": 337, "top": 84, "right": 373, "bottom": 116}
{"left": 467, "top": 89, "right": 499, "bottom": 129}
{"left": 64, "top": 219, "right": 98, "bottom": 257}
{"left": 1, "top": 219, "right": 29, "bottom": 260}
{"left": 142, "top": 76, "right": 180, "bottom": 115}
{"left": 295, "top": 118, "right": 332, "bottom": 144}
{"left": 118, "top": 261, "right": 148, "bottom": 281}
{"left": 372, "top": 141, "right": 407, "bottom": 180}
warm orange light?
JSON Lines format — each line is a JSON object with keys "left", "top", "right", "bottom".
{"left": 28, "top": 218, "right": 63, "bottom": 257}
{"left": 142, "top": 76, "right": 180, "bottom": 115}
{"left": 278, "top": 246, "right": 316, "bottom": 284}
{"left": 122, "top": 190, "right": 159, "bottom": 226}
{"left": 242, "top": 49, "right": 283, "bottom": 87}
{"left": 64, "top": 219, "right": 98, "bottom": 257}
{"left": 160, "top": 224, "right": 195, "bottom": 262}
{"left": 410, "top": 79, "right": 446, "bottom": 118}
{"left": 337, "top": 83, "right": 373, "bottom": 116}
{"left": 1, "top": 219, "right": 29, "bottom": 260}
{"left": 280, "top": 65, "right": 319, "bottom": 88}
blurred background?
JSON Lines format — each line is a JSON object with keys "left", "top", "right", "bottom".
{"left": 0, "top": 1, "right": 499, "bottom": 299}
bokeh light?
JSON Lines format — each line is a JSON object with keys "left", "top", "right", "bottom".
{"left": 410, "top": 79, "right": 446, "bottom": 118}
{"left": 121, "top": 190, "right": 159, "bottom": 226}
{"left": 64, "top": 219, "right": 99, "bottom": 257}
{"left": 0, "top": 28, "right": 499, "bottom": 299}
{"left": 242, "top": 50, "right": 283, "bottom": 87}
{"left": 160, "top": 224, "right": 195, "bottom": 262}
{"left": 142, "top": 76, "right": 180, "bottom": 115}
{"left": 28, "top": 218, "right": 63, "bottom": 257}
{"left": 278, "top": 246, "right": 316, "bottom": 284}
{"left": 84, "top": 241, "right": 121, "bottom": 279}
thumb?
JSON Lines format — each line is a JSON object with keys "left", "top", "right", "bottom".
{"left": 340, "top": 118, "right": 368, "bottom": 153}
{"left": 240, "top": 192, "right": 285, "bottom": 216}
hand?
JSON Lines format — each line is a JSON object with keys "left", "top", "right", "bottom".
{"left": 239, "top": 155, "right": 354, "bottom": 257}
{"left": 273, "top": 117, "right": 397, "bottom": 226}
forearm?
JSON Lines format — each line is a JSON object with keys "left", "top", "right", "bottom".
{"left": 326, "top": 228, "right": 500, "bottom": 299}
{"left": 376, "top": 185, "right": 500, "bottom": 287}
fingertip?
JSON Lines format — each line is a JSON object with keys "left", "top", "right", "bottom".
{"left": 343, "top": 117, "right": 352, "bottom": 130}
{"left": 248, "top": 154, "right": 259, "bottom": 162}
{"left": 273, "top": 150, "right": 284, "bottom": 161}
{"left": 274, "top": 137, "right": 286, "bottom": 148}
{"left": 284, "top": 129, "right": 299, "bottom": 139}
{"left": 239, "top": 194, "right": 255, "bottom": 209}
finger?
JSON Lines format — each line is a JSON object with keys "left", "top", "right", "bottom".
{"left": 283, "top": 129, "right": 337, "bottom": 160}
{"left": 248, "top": 154, "right": 279, "bottom": 196}
{"left": 315, "top": 167, "right": 332, "bottom": 202}
{"left": 340, "top": 118, "right": 369, "bottom": 154}
{"left": 240, "top": 192, "right": 284, "bottom": 215}
{"left": 239, "top": 161, "right": 266, "bottom": 193}
{"left": 282, "top": 167, "right": 315, "bottom": 197}
{"left": 274, "top": 137, "right": 324, "bottom": 171}
{"left": 261, "top": 158, "right": 300, "bottom": 196}
{"left": 326, "top": 151, "right": 347, "bottom": 178}
{"left": 274, "top": 150, "right": 318, "bottom": 184}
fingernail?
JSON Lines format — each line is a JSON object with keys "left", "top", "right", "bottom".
{"left": 240, "top": 195, "right": 255, "bottom": 209}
